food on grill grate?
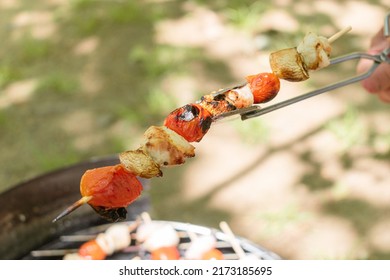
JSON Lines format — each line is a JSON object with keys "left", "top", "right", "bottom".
{"left": 136, "top": 220, "right": 181, "bottom": 260}
{"left": 42, "top": 214, "right": 274, "bottom": 260}
{"left": 63, "top": 222, "right": 138, "bottom": 260}
{"left": 66, "top": 239, "right": 106, "bottom": 260}
{"left": 53, "top": 29, "right": 349, "bottom": 223}
{"left": 185, "top": 235, "right": 224, "bottom": 260}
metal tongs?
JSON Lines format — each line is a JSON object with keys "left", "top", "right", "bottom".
{"left": 214, "top": 12, "right": 390, "bottom": 122}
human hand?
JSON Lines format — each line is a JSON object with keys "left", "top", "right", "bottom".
{"left": 356, "top": 27, "right": 390, "bottom": 103}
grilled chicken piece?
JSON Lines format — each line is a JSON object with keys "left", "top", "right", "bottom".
{"left": 297, "top": 32, "right": 332, "bottom": 70}
{"left": 269, "top": 32, "right": 332, "bottom": 81}
{"left": 197, "top": 93, "right": 237, "bottom": 116}
{"left": 143, "top": 126, "right": 195, "bottom": 166}
{"left": 184, "top": 235, "right": 224, "bottom": 260}
{"left": 119, "top": 148, "right": 162, "bottom": 178}
{"left": 137, "top": 223, "right": 180, "bottom": 252}
{"left": 96, "top": 224, "right": 132, "bottom": 255}
{"left": 269, "top": 48, "right": 309, "bottom": 82}
{"left": 224, "top": 84, "right": 254, "bottom": 108}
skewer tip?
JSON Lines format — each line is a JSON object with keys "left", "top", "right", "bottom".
{"left": 140, "top": 212, "right": 152, "bottom": 223}
{"left": 52, "top": 196, "right": 93, "bottom": 223}
{"left": 219, "top": 221, "right": 246, "bottom": 260}
{"left": 328, "top": 26, "right": 352, "bottom": 44}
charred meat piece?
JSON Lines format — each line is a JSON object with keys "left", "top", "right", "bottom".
{"left": 197, "top": 93, "right": 237, "bottom": 116}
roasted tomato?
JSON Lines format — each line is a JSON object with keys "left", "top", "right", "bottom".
{"left": 201, "top": 248, "right": 224, "bottom": 260}
{"left": 80, "top": 164, "right": 143, "bottom": 208}
{"left": 246, "top": 72, "right": 280, "bottom": 104}
{"left": 163, "top": 103, "right": 213, "bottom": 142}
{"left": 78, "top": 240, "right": 107, "bottom": 260}
{"left": 151, "top": 246, "right": 180, "bottom": 260}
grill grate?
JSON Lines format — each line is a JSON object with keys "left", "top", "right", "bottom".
{"left": 27, "top": 220, "right": 281, "bottom": 260}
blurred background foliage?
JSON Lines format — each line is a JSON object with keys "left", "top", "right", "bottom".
{"left": 1, "top": 0, "right": 389, "bottom": 259}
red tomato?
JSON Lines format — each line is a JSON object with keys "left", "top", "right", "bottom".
{"left": 201, "top": 248, "right": 224, "bottom": 260}
{"left": 151, "top": 246, "right": 180, "bottom": 260}
{"left": 164, "top": 103, "right": 213, "bottom": 142}
{"left": 78, "top": 240, "right": 107, "bottom": 260}
{"left": 80, "top": 164, "right": 143, "bottom": 208}
{"left": 246, "top": 72, "right": 280, "bottom": 104}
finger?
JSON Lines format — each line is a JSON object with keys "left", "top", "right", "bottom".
{"left": 370, "top": 27, "right": 385, "bottom": 47}
{"left": 361, "top": 76, "right": 379, "bottom": 93}
{"left": 378, "top": 90, "right": 390, "bottom": 103}
{"left": 356, "top": 41, "right": 388, "bottom": 75}
{"left": 360, "top": 63, "right": 390, "bottom": 94}
{"left": 356, "top": 56, "right": 376, "bottom": 92}
{"left": 356, "top": 57, "right": 374, "bottom": 75}
{"left": 370, "top": 39, "right": 390, "bottom": 53}
{"left": 371, "top": 63, "right": 390, "bottom": 92}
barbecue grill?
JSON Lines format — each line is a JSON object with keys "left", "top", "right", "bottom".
{"left": 0, "top": 156, "right": 281, "bottom": 260}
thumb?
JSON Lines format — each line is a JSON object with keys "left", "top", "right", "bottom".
{"left": 356, "top": 56, "right": 378, "bottom": 93}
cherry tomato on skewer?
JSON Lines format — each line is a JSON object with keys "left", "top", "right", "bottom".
{"left": 164, "top": 103, "right": 213, "bottom": 142}
{"left": 245, "top": 72, "right": 280, "bottom": 104}
{"left": 80, "top": 164, "right": 143, "bottom": 208}
{"left": 201, "top": 248, "right": 224, "bottom": 260}
{"left": 78, "top": 240, "right": 107, "bottom": 260}
{"left": 151, "top": 246, "right": 180, "bottom": 260}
